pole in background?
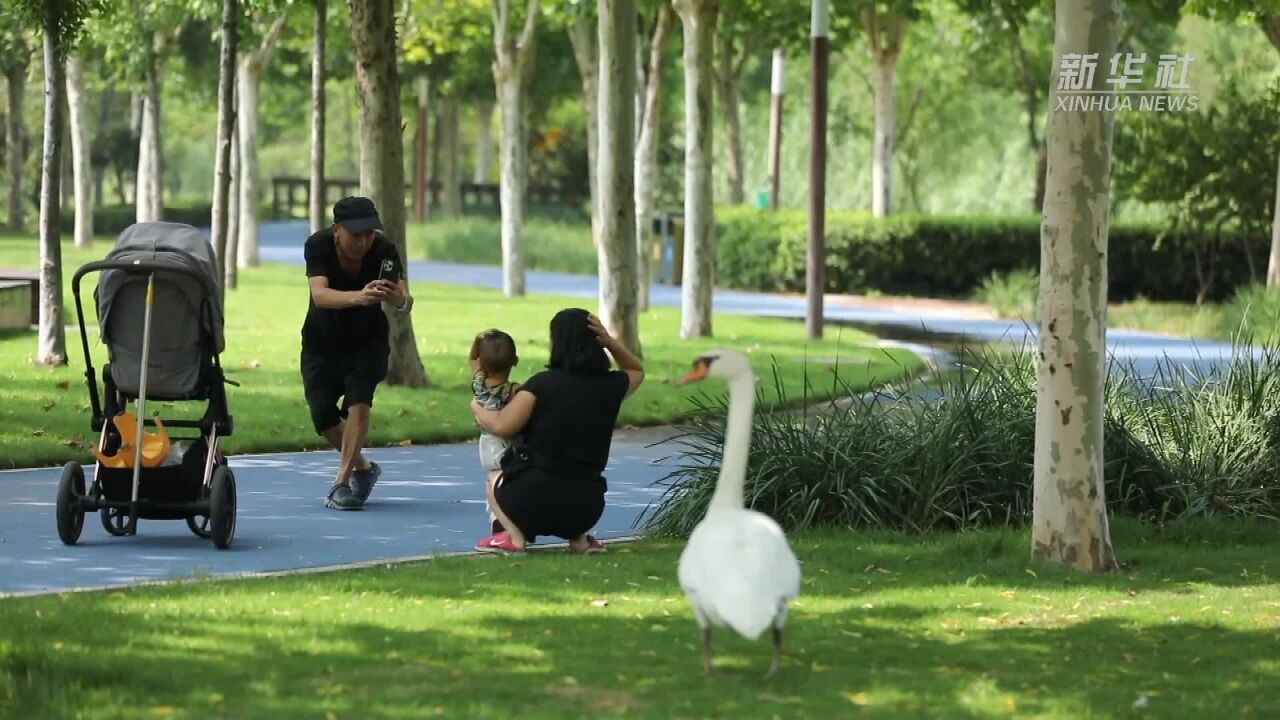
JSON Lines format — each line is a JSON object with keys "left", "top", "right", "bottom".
{"left": 767, "top": 48, "right": 784, "bottom": 211}
{"left": 807, "top": 0, "right": 829, "bottom": 340}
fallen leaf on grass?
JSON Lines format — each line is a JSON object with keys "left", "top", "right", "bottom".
{"left": 842, "top": 691, "right": 869, "bottom": 706}
{"left": 55, "top": 380, "right": 69, "bottom": 389}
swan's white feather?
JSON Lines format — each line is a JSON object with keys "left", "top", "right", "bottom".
{"left": 678, "top": 507, "right": 801, "bottom": 640}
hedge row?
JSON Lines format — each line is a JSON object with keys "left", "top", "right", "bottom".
{"left": 714, "top": 207, "right": 1270, "bottom": 302}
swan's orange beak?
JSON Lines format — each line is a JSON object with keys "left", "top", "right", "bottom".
{"left": 678, "top": 358, "right": 710, "bottom": 384}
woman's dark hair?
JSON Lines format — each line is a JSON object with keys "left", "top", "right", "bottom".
{"left": 547, "top": 308, "right": 609, "bottom": 373}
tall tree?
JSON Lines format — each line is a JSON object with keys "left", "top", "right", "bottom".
{"left": 211, "top": 0, "right": 238, "bottom": 290}
{"left": 634, "top": 1, "right": 673, "bottom": 312}
{"left": 1, "top": 23, "right": 30, "bottom": 231}
{"left": 349, "top": 0, "right": 431, "bottom": 387}
{"left": 955, "top": 0, "right": 1052, "bottom": 212}
{"left": 88, "top": 1, "right": 187, "bottom": 223}
{"left": 861, "top": 2, "right": 924, "bottom": 218}
{"left": 712, "top": 1, "right": 807, "bottom": 206}
{"left": 309, "top": 0, "right": 327, "bottom": 233}
{"left": 13, "top": 0, "right": 99, "bottom": 365}
{"left": 474, "top": 100, "right": 494, "bottom": 182}
{"left": 1187, "top": 2, "right": 1280, "bottom": 286}
{"left": 597, "top": 0, "right": 641, "bottom": 355}
{"left": 65, "top": 53, "right": 94, "bottom": 247}
{"left": 1032, "top": 0, "right": 1119, "bottom": 571}
{"left": 674, "top": 0, "right": 717, "bottom": 339}
{"left": 403, "top": 0, "right": 493, "bottom": 219}
{"left": 566, "top": 7, "right": 599, "bottom": 248}
{"left": 236, "top": 10, "right": 289, "bottom": 270}
{"left": 135, "top": 30, "right": 163, "bottom": 222}
{"left": 38, "top": 1, "right": 70, "bottom": 365}
{"left": 492, "top": 0, "right": 539, "bottom": 297}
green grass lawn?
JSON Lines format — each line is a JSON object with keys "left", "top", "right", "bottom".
{"left": 1, "top": 519, "right": 1277, "bottom": 719}
{"left": 0, "top": 235, "right": 919, "bottom": 468}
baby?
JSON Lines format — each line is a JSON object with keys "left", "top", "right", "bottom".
{"left": 470, "top": 329, "right": 520, "bottom": 533}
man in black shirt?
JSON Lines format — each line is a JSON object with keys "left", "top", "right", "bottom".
{"left": 301, "top": 196, "right": 414, "bottom": 510}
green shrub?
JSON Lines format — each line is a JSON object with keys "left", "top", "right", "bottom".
{"left": 714, "top": 207, "right": 1269, "bottom": 304}
{"left": 639, "top": 342, "right": 1280, "bottom": 536}
{"left": 976, "top": 269, "right": 1039, "bottom": 320}
{"left": 406, "top": 216, "right": 596, "bottom": 273}
{"left": 1224, "top": 285, "right": 1280, "bottom": 345}
{"left": 58, "top": 201, "right": 283, "bottom": 238}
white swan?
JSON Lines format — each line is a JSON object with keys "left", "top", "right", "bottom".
{"left": 676, "top": 350, "right": 802, "bottom": 678}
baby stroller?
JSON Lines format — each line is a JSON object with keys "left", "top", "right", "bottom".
{"left": 56, "top": 221, "right": 238, "bottom": 549}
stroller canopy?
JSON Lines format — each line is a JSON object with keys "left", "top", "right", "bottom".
{"left": 96, "top": 222, "right": 226, "bottom": 399}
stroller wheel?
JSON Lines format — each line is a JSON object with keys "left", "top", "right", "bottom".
{"left": 100, "top": 507, "right": 131, "bottom": 537}
{"left": 209, "top": 466, "right": 236, "bottom": 550}
{"left": 186, "top": 514, "right": 213, "bottom": 539}
{"left": 56, "top": 462, "right": 86, "bottom": 545}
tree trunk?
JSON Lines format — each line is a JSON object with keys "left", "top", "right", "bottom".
{"left": 235, "top": 15, "right": 287, "bottom": 268}
{"left": 6, "top": 64, "right": 27, "bottom": 231}
{"left": 473, "top": 100, "right": 494, "bottom": 183}
{"left": 94, "top": 84, "right": 114, "bottom": 210}
{"left": 1268, "top": 145, "right": 1280, "bottom": 287}
{"left": 37, "top": 1, "right": 67, "bottom": 366}
{"left": 134, "top": 47, "right": 162, "bottom": 221}
{"left": 212, "top": 0, "right": 238, "bottom": 284}
{"left": 568, "top": 17, "right": 599, "bottom": 249}
{"left": 634, "top": 2, "right": 673, "bottom": 312}
{"left": 714, "top": 33, "right": 744, "bottom": 205}
{"left": 65, "top": 55, "right": 93, "bottom": 248}
{"left": 135, "top": 44, "right": 163, "bottom": 223}
{"left": 865, "top": 12, "right": 903, "bottom": 218}
{"left": 413, "top": 75, "right": 429, "bottom": 220}
{"left": 227, "top": 120, "right": 241, "bottom": 288}
{"left": 871, "top": 52, "right": 897, "bottom": 217}
{"left": 61, "top": 112, "right": 73, "bottom": 209}
{"left": 309, "top": 0, "right": 327, "bottom": 233}
{"left": 440, "top": 93, "right": 462, "bottom": 218}
{"left": 350, "top": 0, "right": 430, "bottom": 388}
{"left": 597, "top": 0, "right": 641, "bottom": 356}
{"left": 236, "top": 54, "right": 261, "bottom": 268}
{"left": 1032, "top": 0, "right": 1119, "bottom": 572}
{"left": 493, "top": 0, "right": 539, "bottom": 297}
{"left": 675, "top": 0, "right": 717, "bottom": 339}
{"left": 1033, "top": 143, "right": 1048, "bottom": 213}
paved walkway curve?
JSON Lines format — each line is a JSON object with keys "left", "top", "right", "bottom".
{"left": 0, "top": 221, "right": 1254, "bottom": 597}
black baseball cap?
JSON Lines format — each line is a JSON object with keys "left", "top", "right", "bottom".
{"left": 333, "top": 196, "right": 383, "bottom": 233}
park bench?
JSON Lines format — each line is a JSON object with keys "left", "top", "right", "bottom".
{"left": 0, "top": 269, "right": 38, "bottom": 329}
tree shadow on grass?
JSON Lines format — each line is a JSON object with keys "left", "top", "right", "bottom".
{"left": 2, "top": 587, "right": 1277, "bottom": 720}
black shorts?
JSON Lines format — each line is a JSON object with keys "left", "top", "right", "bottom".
{"left": 494, "top": 467, "right": 605, "bottom": 540}
{"left": 300, "top": 344, "right": 389, "bottom": 434}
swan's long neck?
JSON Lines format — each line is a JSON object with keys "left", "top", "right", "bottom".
{"left": 708, "top": 372, "right": 756, "bottom": 512}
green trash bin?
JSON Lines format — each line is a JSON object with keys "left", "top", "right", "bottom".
{"left": 755, "top": 189, "right": 770, "bottom": 209}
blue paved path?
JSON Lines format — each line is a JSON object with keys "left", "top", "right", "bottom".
{"left": 0, "top": 220, "right": 1255, "bottom": 596}
{"left": 0, "top": 427, "right": 680, "bottom": 597}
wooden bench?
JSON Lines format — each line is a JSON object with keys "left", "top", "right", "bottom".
{"left": 0, "top": 269, "right": 38, "bottom": 328}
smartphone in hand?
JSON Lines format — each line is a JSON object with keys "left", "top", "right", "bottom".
{"left": 378, "top": 259, "right": 400, "bottom": 284}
